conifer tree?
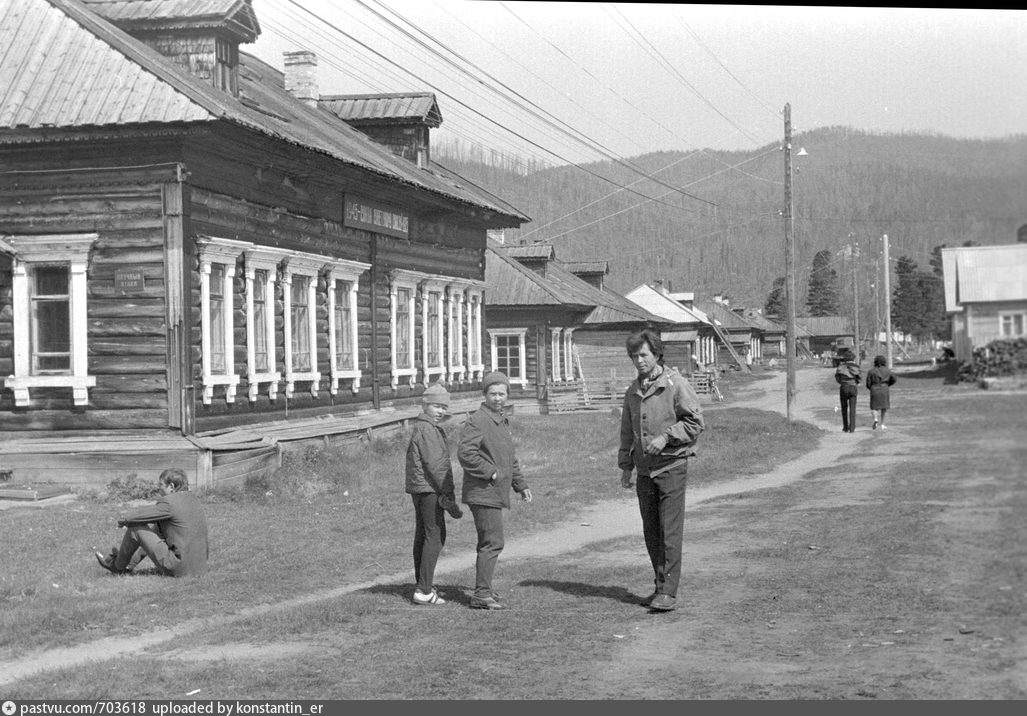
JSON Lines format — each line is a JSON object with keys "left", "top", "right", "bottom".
{"left": 805, "top": 250, "right": 839, "bottom": 316}
{"left": 764, "top": 276, "right": 786, "bottom": 317}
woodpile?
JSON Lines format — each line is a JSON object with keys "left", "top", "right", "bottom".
{"left": 956, "top": 337, "right": 1027, "bottom": 383}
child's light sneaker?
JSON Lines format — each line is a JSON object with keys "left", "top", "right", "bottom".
{"left": 412, "top": 588, "right": 446, "bottom": 605}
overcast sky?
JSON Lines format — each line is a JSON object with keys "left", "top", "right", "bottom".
{"left": 247, "top": 2, "right": 1027, "bottom": 167}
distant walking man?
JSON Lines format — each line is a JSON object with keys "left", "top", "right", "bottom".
{"left": 95, "top": 468, "right": 209, "bottom": 577}
{"left": 835, "top": 348, "right": 862, "bottom": 433}
{"left": 618, "top": 329, "right": 705, "bottom": 611}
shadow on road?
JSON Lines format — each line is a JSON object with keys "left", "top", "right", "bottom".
{"left": 517, "top": 578, "right": 642, "bottom": 605}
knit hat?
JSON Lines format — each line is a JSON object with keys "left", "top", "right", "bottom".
{"left": 422, "top": 383, "right": 451, "bottom": 407}
{"left": 482, "top": 371, "right": 510, "bottom": 393}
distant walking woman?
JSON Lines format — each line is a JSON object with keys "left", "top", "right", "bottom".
{"left": 865, "top": 354, "right": 897, "bottom": 430}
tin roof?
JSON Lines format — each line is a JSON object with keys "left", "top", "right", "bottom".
{"left": 488, "top": 239, "right": 669, "bottom": 327}
{"left": 320, "top": 93, "right": 442, "bottom": 127}
{"left": 81, "top": 0, "right": 259, "bottom": 40}
{"left": 501, "top": 244, "right": 556, "bottom": 260}
{"left": 693, "top": 299, "right": 755, "bottom": 331}
{"left": 562, "top": 260, "right": 609, "bottom": 275}
{"left": 485, "top": 241, "right": 592, "bottom": 309}
{"left": 794, "top": 315, "right": 853, "bottom": 336}
{"left": 0, "top": 0, "right": 529, "bottom": 224}
{"left": 941, "top": 243, "right": 1027, "bottom": 311}
{"left": 624, "top": 284, "right": 709, "bottom": 325}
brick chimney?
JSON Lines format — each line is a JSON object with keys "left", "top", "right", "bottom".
{"left": 283, "top": 51, "right": 319, "bottom": 107}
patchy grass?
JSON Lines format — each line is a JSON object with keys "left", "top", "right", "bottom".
{"left": 0, "top": 405, "right": 817, "bottom": 659}
{"left": 3, "top": 374, "right": 1026, "bottom": 698}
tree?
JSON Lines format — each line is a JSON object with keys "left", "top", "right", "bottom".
{"left": 764, "top": 276, "right": 786, "bottom": 317}
{"left": 805, "top": 249, "right": 839, "bottom": 316}
{"left": 892, "top": 255, "right": 948, "bottom": 342}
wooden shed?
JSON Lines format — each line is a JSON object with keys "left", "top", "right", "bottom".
{"left": 0, "top": 0, "right": 529, "bottom": 490}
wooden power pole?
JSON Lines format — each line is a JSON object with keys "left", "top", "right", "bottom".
{"left": 783, "top": 104, "right": 797, "bottom": 422}
{"left": 882, "top": 233, "right": 893, "bottom": 368}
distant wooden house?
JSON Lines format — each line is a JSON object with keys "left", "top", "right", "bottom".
{"left": 693, "top": 297, "right": 756, "bottom": 370}
{"left": 0, "top": 0, "right": 528, "bottom": 489}
{"left": 942, "top": 243, "right": 1027, "bottom": 361}
{"left": 795, "top": 316, "right": 855, "bottom": 356}
{"left": 738, "top": 308, "right": 787, "bottom": 359}
{"left": 494, "top": 243, "right": 670, "bottom": 390}
{"left": 483, "top": 240, "right": 592, "bottom": 401}
{"left": 624, "top": 284, "right": 712, "bottom": 373}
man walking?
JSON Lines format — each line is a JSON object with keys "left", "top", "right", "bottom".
{"left": 618, "top": 329, "right": 705, "bottom": 611}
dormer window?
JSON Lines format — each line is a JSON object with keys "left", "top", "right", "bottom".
{"left": 215, "top": 37, "right": 239, "bottom": 95}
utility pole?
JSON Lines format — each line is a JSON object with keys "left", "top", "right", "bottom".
{"left": 852, "top": 242, "right": 860, "bottom": 359}
{"left": 783, "top": 103, "right": 797, "bottom": 422}
{"left": 882, "top": 233, "right": 893, "bottom": 368}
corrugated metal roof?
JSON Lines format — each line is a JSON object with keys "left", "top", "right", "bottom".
{"left": 542, "top": 261, "right": 670, "bottom": 326}
{"left": 0, "top": 0, "right": 215, "bottom": 128}
{"left": 624, "top": 284, "right": 709, "bottom": 325}
{"left": 82, "top": 0, "right": 238, "bottom": 19}
{"left": 0, "top": 0, "right": 529, "bottom": 224}
{"left": 562, "top": 260, "right": 608, "bottom": 274}
{"left": 500, "top": 244, "right": 556, "bottom": 260}
{"left": 320, "top": 93, "right": 442, "bottom": 127}
{"left": 942, "top": 243, "right": 1027, "bottom": 309}
{"left": 794, "top": 315, "right": 853, "bottom": 336}
{"left": 493, "top": 241, "right": 667, "bottom": 326}
{"left": 694, "top": 300, "right": 755, "bottom": 331}
{"left": 484, "top": 239, "right": 591, "bottom": 308}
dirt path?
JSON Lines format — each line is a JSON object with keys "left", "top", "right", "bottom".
{"left": 0, "top": 367, "right": 868, "bottom": 686}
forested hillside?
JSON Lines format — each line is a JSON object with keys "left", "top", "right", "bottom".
{"left": 436, "top": 127, "right": 1027, "bottom": 311}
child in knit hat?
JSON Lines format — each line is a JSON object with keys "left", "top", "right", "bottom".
{"left": 405, "top": 382, "right": 461, "bottom": 606}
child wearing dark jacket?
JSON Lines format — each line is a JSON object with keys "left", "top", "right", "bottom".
{"left": 405, "top": 382, "right": 462, "bottom": 605}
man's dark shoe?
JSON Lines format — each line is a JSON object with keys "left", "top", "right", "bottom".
{"left": 95, "top": 551, "right": 120, "bottom": 574}
{"left": 648, "top": 594, "right": 677, "bottom": 611}
{"left": 641, "top": 591, "right": 659, "bottom": 606}
{"left": 470, "top": 596, "right": 508, "bottom": 610}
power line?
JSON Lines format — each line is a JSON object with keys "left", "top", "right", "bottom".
{"left": 606, "top": 5, "right": 763, "bottom": 147}
{"left": 358, "top": 0, "right": 715, "bottom": 207}
{"left": 276, "top": 0, "right": 704, "bottom": 213}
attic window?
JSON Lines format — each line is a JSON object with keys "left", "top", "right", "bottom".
{"left": 215, "top": 37, "right": 239, "bottom": 95}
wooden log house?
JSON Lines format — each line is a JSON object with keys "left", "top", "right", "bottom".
{"left": 490, "top": 241, "right": 670, "bottom": 409}
{"left": 0, "top": 0, "right": 529, "bottom": 489}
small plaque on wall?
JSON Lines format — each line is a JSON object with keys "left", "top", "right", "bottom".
{"left": 115, "top": 269, "right": 144, "bottom": 293}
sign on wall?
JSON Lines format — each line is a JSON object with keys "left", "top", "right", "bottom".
{"left": 114, "top": 268, "right": 145, "bottom": 293}
{"left": 343, "top": 196, "right": 409, "bottom": 239}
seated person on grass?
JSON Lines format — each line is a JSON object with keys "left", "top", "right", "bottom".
{"left": 95, "top": 468, "right": 209, "bottom": 577}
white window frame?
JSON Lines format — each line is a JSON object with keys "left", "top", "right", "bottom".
{"left": 389, "top": 270, "right": 420, "bottom": 389}
{"left": 446, "top": 285, "right": 466, "bottom": 383}
{"left": 1, "top": 233, "right": 97, "bottom": 407}
{"left": 563, "top": 327, "right": 576, "bottom": 380}
{"left": 488, "top": 328, "right": 528, "bottom": 387}
{"left": 420, "top": 278, "right": 448, "bottom": 387}
{"left": 326, "top": 259, "right": 370, "bottom": 394}
{"left": 467, "top": 288, "right": 485, "bottom": 381}
{"left": 280, "top": 251, "right": 325, "bottom": 399}
{"left": 550, "top": 327, "right": 564, "bottom": 383}
{"left": 243, "top": 248, "right": 282, "bottom": 402}
{"left": 999, "top": 311, "right": 1026, "bottom": 338}
{"left": 196, "top": 237, "right": 248, "bottom": 405}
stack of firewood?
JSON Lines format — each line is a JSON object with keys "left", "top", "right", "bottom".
{"left": 956, "top": 337, "right": 1027, "bottom": 382}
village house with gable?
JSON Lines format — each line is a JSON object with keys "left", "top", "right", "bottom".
{"left": 942, "top": 243, "right": 1027, "bottom": 361}
{"left": 0, "top": 0, "right": 529, "bottom": 489}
